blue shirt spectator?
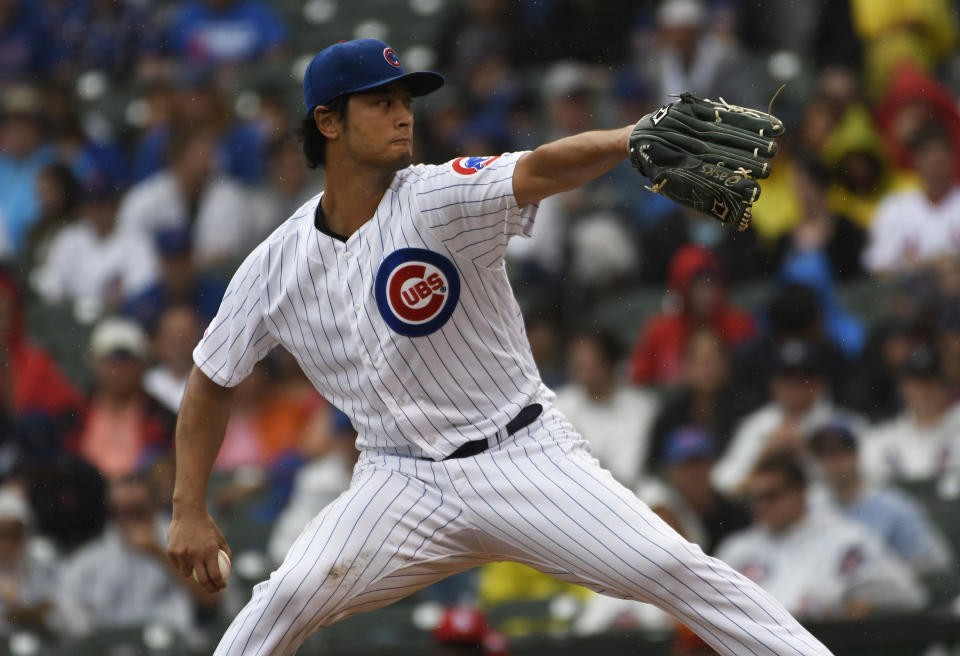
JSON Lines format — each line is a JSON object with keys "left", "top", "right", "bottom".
{"left": 0, "top": 0, "right": 63, "bottom": 83}
{"left": 809, "top": 422, "right": 954, "bottom": 576}
{"left": 167, "top": 0, "right": 287, "bottom": 66}
{"left": 778, "top": 250, "right": 865, "bottom": 358}
{"left": 0, "top": 86, "right": 55, "bottom": 253}
{"left": 133, "top": 122, "right": 263, "bottom": 185}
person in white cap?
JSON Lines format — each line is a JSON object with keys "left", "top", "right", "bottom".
{"left": 76, "top": 317, "right": 175, "bottom": 479}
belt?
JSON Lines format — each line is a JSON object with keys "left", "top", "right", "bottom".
{"left": 442, "top": 404, "right": 543, "bottom": 460}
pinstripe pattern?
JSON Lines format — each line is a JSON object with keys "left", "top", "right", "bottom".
{"left": 215, "top": 405, "right": 831, "bottom": 655}
{"left": 200, "top": 152, "right": 831, "bottom": 655}
{"left": 194, "top": 153, "right": 541, "bottom": 460}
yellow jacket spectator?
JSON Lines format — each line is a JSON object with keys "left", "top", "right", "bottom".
{"left": 850, "top": 0, "right": 958, "bottom": 98}
{"left": 821, "top": 105, "right": 916, "bottom": 229}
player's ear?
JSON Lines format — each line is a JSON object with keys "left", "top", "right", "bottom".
{"left": 314, "top": 106, "right": 342, "bottom": 140}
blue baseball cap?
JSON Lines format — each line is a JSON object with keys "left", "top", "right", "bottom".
{"left": 303, "top": 39, "right": 444, "bottom": 117}
{"left": 662, "top": 427, "right": 716, "bottom": 466}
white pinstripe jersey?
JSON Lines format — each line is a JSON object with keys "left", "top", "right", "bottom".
{"left": 194, "top": 152, "right": 550, "bottom": 460}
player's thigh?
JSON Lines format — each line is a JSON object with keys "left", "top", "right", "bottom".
{"left": 220, "top": 465, "right": 473, "bottom": 654}
{"left": 463, "top": 433, "right": 823, "bottom": 656}
{"left": 460, "top": 433, "right": 698, "bottom": 603}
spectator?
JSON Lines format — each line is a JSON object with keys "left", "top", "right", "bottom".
{"left": 845, "top": 315, "right": 926, "bottom": 422}
{"left": 75, "top": 318, "right": 174, "bottom": 479}
{"left": 215, "top": 356, "right": 325, "bottom": 472}
{"left": 643, "top": 0, "right": 760, "bottom": 107}
{"left": 166, "top": 0, "right": 287, "bottom": 67}
{"left": 267, "top": 407, "right": 355, "bottom": 565}
{"left": 714, "top": 339, "right": 863, "bottom": 494}
{"left": 58, "top": 475, "right": 213, "bottom": 637}
{"left": 248, "top": 134, "right": 318, "bottom": 251}
{"left": 0, "top": 269, "right": 84, "bottom": 437}
{"left": 32, "top": 177, "right": 157, "bottom": 322}
{"left": 143, "top": 305, "right": 201, "bottom": 414}
{"left": 863, "top": 127, "right": 960, "bottom": 275}
{"left": 650, "top": 427, "right": 751, "bottom": 554}
{"left": 862, "top": 344, "right": 960, "bottom": 483}
{"left": 850, "top": 0, "right": 957, "bottom": 99}
{"left": 23, "top": 162, "right": 78, "bottom": 268}
{"left": 506, "top": 62, "right": 598, "bottom": 281}
{"left": 122, "top": 226, "right": 227, "bottom": 331}
{"left": 716, "top": 453, "right": 926, "bottom": 620}
{"left": 0, "top": 0, "right": 62, "bottom": 83}
{"left": 648, "top": 328, "right": 753, "bottom": 471}
{"left": 773, "top": 156, "right": 866, "bottom": 281}
{"left": 874, "top": 65, "right": 960, "bottom": 183}
{"left": 0, "top": 86, "right": 55, "bottom": 254}
{"left": 809, "top": 422, "right": 953, "bottom": 575}
{"left": 132, "top": 71, "right": 266, "bottom": 184}
{"left": 0, "top": 488, "right": 58, "bottom": 636}
{"left": 119, "top": 128, "right": 256, "bottom": 266}
{"left": 777, "top": 250, "right": 865, "bottom": 358}
{"left": 555, "top": 331, "right": 658, "bottom": 488}
{"left": 629, "top": 245, "right": 755, "bottom": 385}
{"left": 821, "top": 104, "right": 911, "bottom": 231}
{"left": 731, "top": 283, "right": 849, "bottom": 411}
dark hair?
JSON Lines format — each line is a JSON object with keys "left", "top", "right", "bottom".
{"left": 297, "top": 95, "right": 349, "bottom": 169}
{"left": 39, "top": 162, "right": 79, "bottom": 217}
{"left": 570, "top": 330, "right": 622, "bottom": 366}
{"left": 752, "top": 451, "right": 807, "bottom": 489}
{"left": 165, "top": 127, "right": 216, "bottom": 166}
{"left": 769, "top": 283, "right": 821, "bottom": 337}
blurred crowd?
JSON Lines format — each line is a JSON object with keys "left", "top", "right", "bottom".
{"left": 0, "top": 0, "right": 960, "bottom": 652}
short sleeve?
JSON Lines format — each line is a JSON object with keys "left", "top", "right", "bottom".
{"left": 193, "top": 246, "right": 277, "bottom": 387}
{"left": 414, "top": 152, "right": 538, "bottom": 267}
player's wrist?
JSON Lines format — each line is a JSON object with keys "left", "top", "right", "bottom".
{"left": 171, "top": 495, "right": 208, "bottom": 517}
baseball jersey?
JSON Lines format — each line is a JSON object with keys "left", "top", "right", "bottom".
{"left": 715, "top": 511, "right": 926, "bottom": 620}
{"left": 194, "top": 152, "right": 546, "bottom": 460}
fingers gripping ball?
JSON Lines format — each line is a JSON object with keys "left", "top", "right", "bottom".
{"left": 192, "top": 548, "right": 232, "bottom": 583}
{"left": 629, "top": 92, "right": 785, "bottom": 231}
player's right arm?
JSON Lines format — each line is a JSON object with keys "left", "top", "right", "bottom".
{"left": 167, "top": 366, "right": 234, "bottom": 594}
{"left": 167, "top": 242, "right": 278, "bottom": 592}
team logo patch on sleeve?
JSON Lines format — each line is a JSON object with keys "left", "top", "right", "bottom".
{"left": 374, "top": 248, "right": 460, "bottom": 337}
{"left": 450, "top": 155, "right": 501, "bottom": 176}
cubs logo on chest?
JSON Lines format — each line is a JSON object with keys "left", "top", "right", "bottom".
{"left": 374, "top": 248, "right": 460, "bottom": 337}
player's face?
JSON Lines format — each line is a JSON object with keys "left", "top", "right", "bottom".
{"left": 343, "top": 83, "right": 415, "bottom": 171}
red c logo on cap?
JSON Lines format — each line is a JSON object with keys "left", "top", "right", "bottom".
{"left": 383, "top": 48, "right": 401, "bottom": 67}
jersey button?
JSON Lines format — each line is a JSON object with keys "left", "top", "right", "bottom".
{"left": 344, "top": 251, "right": 353, "bottom": 259}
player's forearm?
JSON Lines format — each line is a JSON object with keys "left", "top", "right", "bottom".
{"left": 171, "top": 366, "right": 234, "bottom": 514}
{"left": 513, "top": 125, "right": 632, "bottom": 206}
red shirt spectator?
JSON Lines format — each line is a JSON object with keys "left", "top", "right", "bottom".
{"left": 0, "top": 270, "right": 84, "bottom": 424}
{"left": 628, "top": 245, "right": 755, "bottom": 385}
{"left": 874, "top": 64, "right": 960, "bottom": 182}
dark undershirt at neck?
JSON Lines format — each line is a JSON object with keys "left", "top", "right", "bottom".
{"left": 314, "top": 201, "right": 349, "bottom": 243}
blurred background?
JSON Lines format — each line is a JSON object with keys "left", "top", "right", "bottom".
{"left": 1, "top": 0, "right": 960, "bottom": 654}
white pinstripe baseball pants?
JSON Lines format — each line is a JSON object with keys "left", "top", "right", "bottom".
{"left": 215, "top": 406, "right": 832, "bottom": 655}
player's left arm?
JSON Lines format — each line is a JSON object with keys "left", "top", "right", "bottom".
{"left": 512, "top": 126, "right": 633, "bottom": 207}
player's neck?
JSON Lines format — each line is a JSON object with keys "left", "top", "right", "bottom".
{"left": 321, "top": 161, "right": 396, "bottom": 238}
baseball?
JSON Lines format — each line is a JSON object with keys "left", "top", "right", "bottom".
{"left": 192, "top": 549, "right": 231, "bottom": 583}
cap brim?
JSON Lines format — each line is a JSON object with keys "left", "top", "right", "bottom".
{"left": 308, "top": 71, "right": 445, "bottom": 115}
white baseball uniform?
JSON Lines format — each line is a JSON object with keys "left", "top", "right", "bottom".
{"left": 195, "top": 152, "right": 832, "bottom": 655}
{"left": 716, "top": 511, "right": 926, "bottom": 620}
